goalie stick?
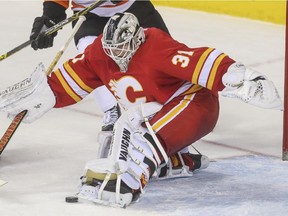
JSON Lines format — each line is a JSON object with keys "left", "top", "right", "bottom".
{"left": 0, "top": 110, "right": 27, "bottom": 155}
{"left": 0, "top": 0, "right": 105, "bottom": 62}
{"left": 0, "top": 16, "right": 86, "bottom": 156}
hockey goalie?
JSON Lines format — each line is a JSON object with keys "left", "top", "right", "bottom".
{"left": 0, "top": 13, "right": 282, "bottom": 207}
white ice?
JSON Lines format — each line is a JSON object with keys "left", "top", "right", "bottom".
{"left": 0, "top": 1, "right": 287, "bottom": 216}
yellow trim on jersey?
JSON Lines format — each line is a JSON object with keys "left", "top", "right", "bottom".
{"left": 54, "top": 69, "right": 81, "bottom": 102}
{"left": 181, "top": 84, "right": 203, "bottom": 96}
{"left": 152, "top": 94, "right": 194, "bottom": 132}
{"left": 192, "top": 48, "right": 214, "bottom": 84}
{"left": 206, "top": 53, "right": 227, "bottom": 90}
{"left": 64, "top": 62, "right": 94, "bottom": 93}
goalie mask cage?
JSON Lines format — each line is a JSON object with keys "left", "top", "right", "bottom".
{"left": 283, "top": 0, "right": 288, "bottom": 161}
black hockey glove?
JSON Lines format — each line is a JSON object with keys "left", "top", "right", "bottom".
{"left": 30, "top": 16, "right": 58, "bottom": 50}
{"left": 30, "top": 1, "right": 66, "bottom": 50}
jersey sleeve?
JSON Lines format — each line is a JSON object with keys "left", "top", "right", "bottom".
{"left": 149, "top": 29, "right": 235, "bottom": 92}
{"left": 48, "top": 46, "right": 103, "bottom": 108}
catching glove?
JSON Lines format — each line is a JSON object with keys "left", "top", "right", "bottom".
{"left": 221, "top": 62, "right": 283, "bottom": 110}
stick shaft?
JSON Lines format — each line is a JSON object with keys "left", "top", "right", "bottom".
{"left": 46, "top": 15, "right": 86, "bottom": 75}
{"left": 0, "top": 0, "right": 104, "bottom": 62}
{"left": 0, "top": 16, "right": 86, "bottom": 155}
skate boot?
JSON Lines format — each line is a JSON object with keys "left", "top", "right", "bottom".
{"left": 154, "top": 152, "right": 209, "bottom": 180}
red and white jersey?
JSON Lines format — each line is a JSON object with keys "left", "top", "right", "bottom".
{"left": 48, "top": 28, "right": 235, "bottom": 110}
{"left": 46, "top": 0, "right": 135, "bottom": 17}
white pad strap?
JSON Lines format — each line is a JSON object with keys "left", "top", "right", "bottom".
{"left": 144, "top": 117, "right": 169, "bottom": 164}
{"left": 97, "top": 172, "right": 111, "bottom": 200}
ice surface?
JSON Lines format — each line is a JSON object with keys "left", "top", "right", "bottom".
{"left": 0, "top": 1, "right": 287, "bottom": 216}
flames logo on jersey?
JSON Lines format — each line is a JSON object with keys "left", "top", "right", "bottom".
{"left": 109, "top": 76, "right": 147, "bottom": 110}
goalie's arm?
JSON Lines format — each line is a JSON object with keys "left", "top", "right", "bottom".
{"left": 0, "top": 54, "right": 103, "bottom": 123}
{"left": 48, "top": 53, "right": 104, "bottom": 108}
{"left": 150, "top": 32, "right": 282, "bottom": 109}
{"left": 157, "top": 45, "right": 282, "bottom": 109}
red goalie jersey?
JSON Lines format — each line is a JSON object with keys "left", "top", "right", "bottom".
{"left": 49, "top": 28, "right": 234, "bottom": 109}
{"left": 48, "top": 28, "right": 235, "bottom": 155}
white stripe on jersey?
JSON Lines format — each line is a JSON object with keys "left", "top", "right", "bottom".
{"left": 198, "top": 49, "right": 223, "bottom": 87}
{"left": 59, "top": 65, "right": 89, "bottom": 99}
{"left": 72, "top": 0, "right": 135, "bottom": 17}
{"left": 164, "top": 82, "right": 193, "bottom": 105}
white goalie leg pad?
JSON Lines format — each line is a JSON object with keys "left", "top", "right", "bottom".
{"left": 77, "top": 159, "right": 133, "bottom": 207}
{"left": 97, "top": 101, "right": 165, "bottom": 160}
{"left": 221, "top": 62, "right": 282, "bottom": 110}
{"left": 78, "top": 102, "right": 165, "bottom": 207}
{"left": 97, "top": 131, "right": 113, "bottom": 158}
{"left": 108, "top": 102, "right": 165, "bottom": 187}
{"left": 78, "top": 136, "right": 155, "bottom": 207}
{"left": 0, "top": 63, "right": 56, "bottom": 123}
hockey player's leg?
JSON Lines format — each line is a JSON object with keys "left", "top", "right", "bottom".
{"left": 93, "top": 86, "right": 122, "bottom": 131}
{"left": 221, "top": 62, "right": 282, "bottom": 109}
{"left": 153, "top": 151, "right": 210, "bottom": 180}
{"left": 96, "top": 131, "right": 209, "bottom": 179}
{"left": 76, "top": 36, "right": 98, "bottom": 53}
{"left": 76, "top": 36, "right": 122, "bottom": 132}
{"left": 77, "top": 102, "right": 166, "bottom": 207}
{"left": 148, "top": 90, "right": 218, "bottom": 180}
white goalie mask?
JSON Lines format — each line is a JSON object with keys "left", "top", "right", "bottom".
{"left": 102, "top": 12, "right": 145, "bottom": 72}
